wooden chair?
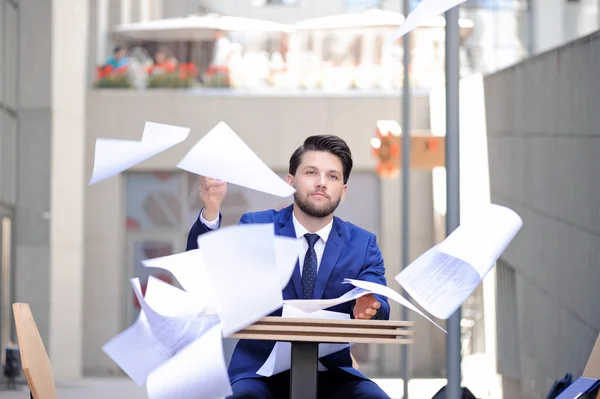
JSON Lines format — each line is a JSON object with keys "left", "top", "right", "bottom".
{"left": 12, "top": 303, "right": 57, "bottom": 399}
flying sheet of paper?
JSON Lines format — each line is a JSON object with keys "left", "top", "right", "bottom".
{"left": 102, "top": 312, "right": 170, "bottom": 386}
{"left": 131, "top": 278, "right": 220, "bottom": 356}
{"left": 284, "top": 287, "right": 372, "bottom": 313}
{"left": 257, "top": 306, "right": 350, "bottom": 377}
{"left": 343, "top": 279, "right": 447, "bottom": 333}
{"left": 387, "top": 0, "right": 468, "bottom": 43}
{"left": 197, "top": 223, "right": 284, "bottom": 337}
{"left": 142, "top": 249, "right": 213, "bottom": 312}
{"left": 177, "top": 121, "right": 295, "bottom": 197}
{"left": 396, "top": 204, "right": 523, "bottom": 320}
{"left": 89, "top": 122, "right": 190, "bottom": 185}
{"left": 146, "top": 323, "right": 233, "bottom": 399}
{"left": 143, "top": 275, "right": 206, "bottom": 318}
{"left": 274, "top": 236, "right": 301, "bottom": 289}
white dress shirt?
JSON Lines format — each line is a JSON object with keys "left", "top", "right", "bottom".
{"left": 200, "top": 210, "right": 333, "bottom": 276}
{"left": 200, "top": 209, "right": 220, "bottom": 229}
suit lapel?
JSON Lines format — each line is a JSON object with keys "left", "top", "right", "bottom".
{"left": 312, "top": 218, "right": 346, "bottom": 300}
{"left": 274, "top": 206, "right": 303, "bottom": 298}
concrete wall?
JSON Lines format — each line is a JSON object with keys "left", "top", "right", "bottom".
{"left": 83, "top": 89, "right": 446, "bottom": 378}
{"left": 13, "top": 0, "right": 88, "bottom": 380}
{"left": 483, "top": 30, "right": 600, "bottom": 399}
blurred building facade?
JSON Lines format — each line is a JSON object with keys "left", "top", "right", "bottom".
{"left": 0, "top": 1, "right": 599, "bottom": 397}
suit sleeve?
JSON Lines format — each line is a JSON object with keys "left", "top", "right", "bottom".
{"left": 185, "top": 208, "right": 222, "bottom": 251}
{"left": 355, "top": 234, "right": 390, "bottom": 321}
{"left": 185, "top": 210, "right": 253, "bottom": 251}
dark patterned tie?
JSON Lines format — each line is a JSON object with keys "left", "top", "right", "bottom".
{"left": 301, "top": 233, "right": 320, "bottom": 299}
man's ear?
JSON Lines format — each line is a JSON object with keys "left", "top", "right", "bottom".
{"left": 286, "top": 174, "right": 294, "bottom": 186}
{"left": 340, "top": 184, "right": 348, "bottom": 202}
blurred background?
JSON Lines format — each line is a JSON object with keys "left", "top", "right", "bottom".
{"left": 1, "top": 0, "right": 600, "bottom": 398}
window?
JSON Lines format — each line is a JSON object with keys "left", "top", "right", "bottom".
{"left": 251, "top": 0, "right": 298, "bottom": 7}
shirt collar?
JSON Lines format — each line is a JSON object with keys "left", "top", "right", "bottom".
{"left": 292, "top": 212, "right": 333, "bottom": 244}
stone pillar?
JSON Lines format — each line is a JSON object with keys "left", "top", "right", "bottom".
{"left": 16, "top": 0, "right": 88, "bottom": 380}
{"left": 121, "top": 0, "right": 132, "bottom": 24}
{"left": 96, "top": 0, "right": 109, "bottom": 64}
{"left": 140, "top": 0, "right": 151, "bottom": 22}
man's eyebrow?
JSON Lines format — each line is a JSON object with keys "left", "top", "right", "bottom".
{"left": 302, "top": 165, "right": 341, "bottom": 175}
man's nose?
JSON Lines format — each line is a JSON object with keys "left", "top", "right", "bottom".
{"left": 316, "top": 173, "right": 327, "bottom": 187}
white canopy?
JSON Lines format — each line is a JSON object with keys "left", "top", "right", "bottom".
{"left": 294, "top": 9, "right": 474, "bottom": 31}
{"left": 112, "top": 13, "right": 294, "bottom": 42}
{"left": 295, "top": 9, "right": 406, "bottom": 30}
{"left": 111, "top": 10, "right": 474, "bottom": 42}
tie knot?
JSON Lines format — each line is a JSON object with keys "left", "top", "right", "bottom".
{"left": 304, "top": 233, "right": 319, "bottom": 248}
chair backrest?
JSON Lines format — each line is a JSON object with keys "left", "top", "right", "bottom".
{"left": 12, "top": 303, "right": 57, "bottom": 399}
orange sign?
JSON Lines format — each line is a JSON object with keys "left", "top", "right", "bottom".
{"left": 404, "top": 135, "right": 445, "bottom": 170}
{"left": 372, "top": 129, "right": 445, "bottom": 175}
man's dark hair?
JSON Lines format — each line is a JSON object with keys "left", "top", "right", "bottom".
{"left": 289, "top": 135, "right": 353, "bottom": 184}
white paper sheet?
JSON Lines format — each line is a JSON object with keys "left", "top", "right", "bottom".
{"left": 146, "top": 323, "right": 233, "bottom": 399}
{"left": 131, "top": 278, "right": 221, "bottom": 356}
{"left": 142, "top": 249, "right": 213, "bottom": 312}
{"left": 89, "top": 122, "right": 190, "bottom": 185}
{"left": 284, "top": 287, "right": 372, "bottom": 313}
{"left": 274, "top": 236, "right": 301, "bottom": 289}
{"left": 102, "top": 312, "right": 170, "bottom": 386}
{"left": 257, "top": 306, "right": 350, "bottom": 377}
{"left": 177, "top": 121, "right": 295, "bottom": 197}
{"left": 387, "top": 0, "right": 468, "bottom": 43}
{"left": 396, "top": 204, "right": 523, "bottom": 320}
{"left": 143, "top": 275, "right": 206, "bottom": 317}
{"left": 197, "top": 223, "right": 284, "bottom": 337}
{"left": 343, "top": 279, "right": 447, "bottom": 333}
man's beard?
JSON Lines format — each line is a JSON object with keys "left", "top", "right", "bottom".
{"left": 294, "top": 191, "right": 341, "bottom": 218}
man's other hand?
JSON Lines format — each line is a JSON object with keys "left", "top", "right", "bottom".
{"left": 199, "top": 176, "right": 227, "bottom": 221}
{"left": 353, "top": 294, "right": 380, "bottom": 319}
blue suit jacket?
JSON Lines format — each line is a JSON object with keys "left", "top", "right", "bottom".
{"left": 186, "top": 204, "right": 390, "bottom": 384}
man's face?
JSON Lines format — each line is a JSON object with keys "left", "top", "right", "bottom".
{"left": 287, "top": 151, "right": 347, "bottom": 218}
{"left": 116, "top": 49, "right": 127, "bottom": 60}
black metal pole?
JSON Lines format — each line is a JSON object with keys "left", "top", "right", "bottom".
{"left": 445, "top": 4, "right": 462, "bottom": 399}
{"left": 400, "top": 0, "right": 412, "bottom": 397}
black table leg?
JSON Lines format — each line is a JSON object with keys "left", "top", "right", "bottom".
{"left": 290, "top": 341, "right": 319, "bottom": 399}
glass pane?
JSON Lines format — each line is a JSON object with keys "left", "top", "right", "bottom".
{"left": 125, "top": 172, "right": 183, "bottom": 231}
{"left": 128, "top": 238, "right": 176, "bottom": 323}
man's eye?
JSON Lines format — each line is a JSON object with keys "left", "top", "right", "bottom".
{"left": 306, "top": 171, "right": 315, "bottom": 175}
{"left": 329, "top": 175, "right": 338, "bottom": 180}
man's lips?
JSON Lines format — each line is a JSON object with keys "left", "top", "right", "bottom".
{"left": 311, "top": 192, "right": 329, "bottom": 199}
